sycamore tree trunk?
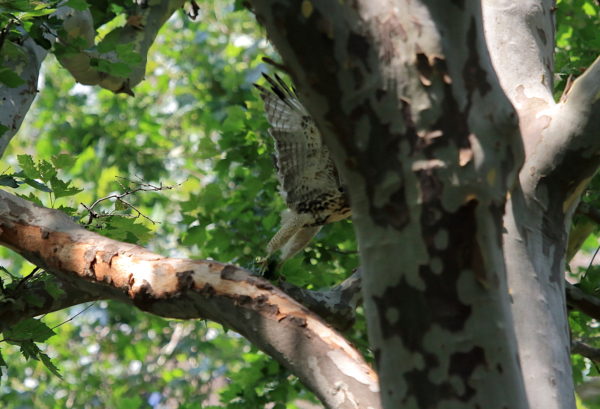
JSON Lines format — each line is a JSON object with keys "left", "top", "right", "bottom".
{"left": 485, "top": 2, "right": 600, "bottom": 408}
{"left": 251, "top": 0, "right": 600, "bottom": 408}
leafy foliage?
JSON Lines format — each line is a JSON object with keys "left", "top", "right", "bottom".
{"left": 557, "top": 2, "right": 600, "bottom": 405}
{"left": 554, "top": 0, "right": 600, "bottom": 95}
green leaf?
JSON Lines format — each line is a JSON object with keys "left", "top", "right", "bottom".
{"left": 116, "top": 395, "right": 142, "bottom": 409}
{"left": 6, "top": 318, "right": 55, "bottom": 343}
{"left": 39, "top": 352, "right": 62, "bottom": 379}
{"left": 0, "top": 175, "right": 19, "bottom": 188}
{"left": 17, "top": 192, "right": 44, "bottom": 206}
{"left": 0, "top": 66, "right": 25, "bottom": 87}
{"left": 17, "top": 154, "right": 39, "bottom": 179}
{"left": 23, "top": 178, "right": 52, "bottom": 193}
{"left": 28, "top": 21, "right": 52, "bottom": 50}
{"left": 18, "top": 7, "right": 56, "bottom": 19}
{"left": 115, "top": 200, "right": 129, "bottom": 211}
{"left": 0, "top": 265, "right": 21, "bottom": 280}
{"left": 51, "top": 154, "right": 77, "bottom": 170}
{"left": 63, "top": 0, "right": 89, "bottom": 11}
{"left": 37, "top": 160, "right": 57, "bottom": 182}
{"left": 0, "top": 350, "right": 7, "bottom": 379}
{"left": 49, "top": 177, "right": 83, "bottom": 198}
{"left": 18, "top": 340, "right": 40, "bottom": 360}
{"left": 56, "top": 205, "right": 79, "bottom": 217}
{"left": 0, "top": 0, "right": 33, "bottom": 12}
{"left": 181, "top": 225, "right": 206, "bottom": 246}
{"left": 221, "top": 106, "right": 247, "bottom": 133}
{"left": 103, "top": 215, "right": 153, "bottom": 244}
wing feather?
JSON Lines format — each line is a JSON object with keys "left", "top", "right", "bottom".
{"left": 255, "top": 75, "right": 341, "bottom": 209}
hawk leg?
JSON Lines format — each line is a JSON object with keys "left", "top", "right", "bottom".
{"left": 257, "top": 210, "right": 318, "bottom": 276}
{"left": 266, "top": 210, "right": 315, "bottom": 259}
{"left": 280, "top": 226, "right": 322, "bottom": 262}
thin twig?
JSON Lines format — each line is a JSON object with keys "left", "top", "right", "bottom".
{"left": 582, "top": 244, "right": 600, "bottom": 282}
{"left": 81, "top": 178, "right": 176, "bottom": 226}
{"left": 14, "top": 267, "right": 40, "bottom": 291}
{"left": 51, "top": 301, "right": 97, "bottom": 330}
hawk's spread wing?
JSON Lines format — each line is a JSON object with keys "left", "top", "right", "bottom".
{"left": 254, "top": 74, "right": 341, "bottom": 209}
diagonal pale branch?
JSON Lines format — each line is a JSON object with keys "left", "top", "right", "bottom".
{"left": 0, "top": 189, "right": 380, "bottom": 409}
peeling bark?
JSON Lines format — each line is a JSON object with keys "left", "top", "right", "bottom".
{"left": 0, "top": 190, "right": 381, "bottom": 409}
{"left": 252, "top": 1, "right": 528, "bottom": 408}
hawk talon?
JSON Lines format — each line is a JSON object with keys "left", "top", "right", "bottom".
{"left": 255, "top": 256, "right": 279, "bottom": 279}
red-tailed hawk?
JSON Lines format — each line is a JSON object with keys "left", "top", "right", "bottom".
{"left": 254, "top": 74, "right": 351, "bottom": 272}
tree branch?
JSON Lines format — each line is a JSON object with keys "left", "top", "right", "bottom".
{"left": 0, "top": 189, "right": 380, "bottom": 409}
{"left": 572, "top": 339, "right": 600, "bottom": 363}
{"left": 280, "top": 269, "right": 362, "bottom": 331}
{"left": 564, "top": 55, "right": 600, "bottom": 108}
{"left": 0, "top": 34, "right": 48, "bottom": 158}
{"left": 577, "top": 202, "right": 600, "bottom": 226}
{"left": 566, "top": 282, "right": 600, "bottom": 320}
{"left": 567, "top": 202, "right": 600, "bottom": 261}
{"left": 521, "top": 56, "right": 600, "bottom": 213}
{"left": 55, "top": 1, "right": 186, "bottom": 95}
{"left": 482, "top": 0, "right": 556, "bottom": 157}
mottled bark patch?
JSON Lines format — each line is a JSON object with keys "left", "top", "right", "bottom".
{"left": 83, "top": 248, "right": 96, "bottom": 278}
{"left": 131, "top": 279, "right": 154, "bottom": 308}
{"left": 536, "top": 27, "right": 547, "bottom": 46}
{"left": 372, "top": 201, "right": 486, "bottom": 406}
{"left": 176, "top": 270, "right": 195, "bottom": 290}
{"left": 220, "top": 264, "right": 239, "bottom": 280}
{"left": 236, "top": 294, "right": 253, "bottom": 305}
{"left": 198, "top": 283, "right": 215, "bottom": 297}
{"left": 258, "top": 302, "right": 279, "bottom": 316}
{"left": 287, "top": 315, "right": 308, "bottom": 327}
{"left": 448, "top": 346, "right": 487, "bottom": 399}
{"left": 450, "top": 0, "right": 465, "bottom": 10}
{"left": 462, "top": 18, "right": 491, "bottom": 97}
